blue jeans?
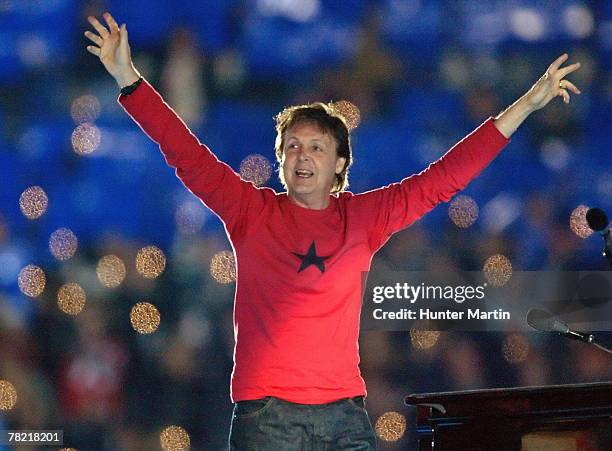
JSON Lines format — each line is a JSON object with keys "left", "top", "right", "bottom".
{"left": 229, "top": 396, "right": 377, "bottom": 450}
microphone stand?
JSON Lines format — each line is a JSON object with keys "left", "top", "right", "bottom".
{"left": 591, "top": 342, "right": 612, "bottom": 354}
{"left": 599, "top": 228, "right": 612, "bottom": 269}
{"left": 527, "top": 309, "right": 612, "bottom": 356}
{"left": 591, "top": 341, "right": 612, "bottom": 355}
{"left": 559, "top": 331, "right": 612, "bottom": 355}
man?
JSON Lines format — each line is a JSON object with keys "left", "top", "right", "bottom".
{"left": 85, "top": 12, "right": 581, "bottom": 450}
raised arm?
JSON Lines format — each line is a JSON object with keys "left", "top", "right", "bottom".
{"left": 356, "top": 54, "right": 582, "bottom": 251}
{"left": 493, "top": 53, "right": 581, "bottom": 138}
{"left": 84, "top": 12, "right": 266, "bottom": 236}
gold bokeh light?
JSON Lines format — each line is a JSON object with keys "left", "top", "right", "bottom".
{"left": 19, "top": 185, "right": 48, "bottom": 219}
{"left": 209, "top": 250, "right": 236, "bottom": 284}
{"left": 160, "top": 425, "right": 190, "bottom": 451}
{"left": 96, "top": 255, "right": 127, "bottom": 288}
{"left": 569, "top": 204, "right": 593, "bottom": 239}
{"left": 448, "top": 195, "right": 479, "bottom": 228}
{"left": 57, "top": 282, "right": 86, "bottom": 315}
{"left": 18, "top": 264, "right": 46, "bottom": 298}
{"left": 49, "top": 227, "right": 78, "bottom": 261}
{"left": 410, "top": 323, "right": 440, "bottom": 350}
{"left": 502, "top": 333, "right": 530, "bottom": 364}
{"left": 330, "top": 100, "right": 361, "bottom": 131}
{"left": 70, "top": 94, "right": 101, "bottom": 124}
{"left": 130, "top": 302, "right": 161, "bottom": 334}
{"left": 0, "top": 380, "right": 17, "bottom": 410}
{"left": 239, "top": 154, "right": 273, "bottom": 187}
{"left": 136, "top": 246, "right": 166, "bottom": 279}
{"left": 71, "top": 123, "right": 101, "bottom": 155}
{"left": 483, "top": 254, "right": 512, "bottom": 287}
{"left": 375, "top": 411, "right": 406, "bottom": 442}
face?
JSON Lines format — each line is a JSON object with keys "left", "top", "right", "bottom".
{"left": 281, "top": 121, "right": 346, "bottom": 208}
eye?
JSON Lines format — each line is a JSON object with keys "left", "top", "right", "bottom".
{"left": 287, "top": 143, "right": 299, "bottom": 150}
{"left": 313, "top": 145, "right": 322, "bottom": 152}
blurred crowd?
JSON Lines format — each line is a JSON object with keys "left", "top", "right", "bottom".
{"left": 1, "top": 1, "right": 610, "bottom": 449}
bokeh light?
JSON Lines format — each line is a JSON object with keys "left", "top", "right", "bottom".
{"left": 135, "top": 245, "right": 166, "bottom": 279}
{"left": 562, "top": 4, "right": 594, "bottom": 39}
{"left": 17, "top": 35, "right": 49, "bottom": 67}
{"left": 239, "top": 154, "right": 273, "bottom": 187}
{"left": 569, "top": 204, "right": 593, "bottom": 239}
{"left": 49, "top": 227, "right": 78, "bottom": 261}
{"left": 509, "top": 8, "right": 545, "bottom": 41}
{"left": 175, "top": 201, "right": 207, "bottom": 235}
{"left": 375, "top": 411, "right": 406, "bottom": 442}
{"left": 502, "top": 333, "right": 530, "bottom": 364}
{"left": 96, "top": 255, "right": 127, "bottom": 288}
{"left": 410, "top": 323, "right": 440, "bottom": 350}
{"left": 18, "top": 264, "right": 46, "bottom": 298}
{"left": 71, "top": 123, "right": 101, "bottom": 155}
{"left": 57, "top": 282, "right": 86, "bottom": 315}
{"left": 448, "top": 195, "right": 479, "bottom": 228}
{"left": 330, "top": 100, "right": 361, "bottom": 131}
{"left": 0, "top": 380, "right": 17, "bottom": 410}
{"left": 19, "top": 185, "right": 48, "bottom": 219}
{"left": 160, "top": 425, "right": 190, "bottom": 451}
{"left": 540, "top": 137, "right": 570, "bottom": 171}
{"left": 70, "top": 94, "right": 101, "bottom": 124}
{"left": 130, "top": 302, "right": 161, "bottom": 334}
{"left": 481, "top": 193, "right": 522, "bottom": 233}
{"left": 209, "top": 250, "right": 236, "bottom": 284}
{"left": 483, "top": 254, "right": 512, "bottom": 287}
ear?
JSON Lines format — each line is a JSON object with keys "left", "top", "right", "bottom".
{"left": 335, "top": 157, "right": 346, "bottom": 174}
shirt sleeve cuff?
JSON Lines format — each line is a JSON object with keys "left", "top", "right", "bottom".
{"left": 117, "top": 78, "right": 154, "bottom": 111}
{"left": 483, "top": 116, "right": 511, "bottom": 146}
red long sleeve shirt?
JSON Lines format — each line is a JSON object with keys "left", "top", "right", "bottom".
{"left": 119, "top": 80, "right": 509, "bottom": 404}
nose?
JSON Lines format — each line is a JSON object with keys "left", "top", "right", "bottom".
{"left": 298, "top": 149, "right": 309, "bottom": 161}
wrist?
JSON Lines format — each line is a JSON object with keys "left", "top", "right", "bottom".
{"left": 115, "top": 67, "right": 141, "bottom": 89}
{"left": 493, "top": 94, "right": 535, "bottom": 138}
{"left": 521, "top": 90, "right": 541, "bottom": 114}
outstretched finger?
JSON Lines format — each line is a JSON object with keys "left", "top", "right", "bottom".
{"left": 86, "top": 45, "right": 101, "bottom": 57}
{"left": 87, "top": 16, "right": 109, "bottom": 38}
{"left": 103, "top": 12, "right": 120, "bottom": 33}
{"left": 547, "top": 53, "right": 568, "bottom": 74}
{"left": 119, "top": 23, "right": 130, "bottom": 49}
{"left": 559, "top": 79, "right": 581, "bottom": 95}
{"left": 84, "top": 30, "right": 103, "bottom": 47}
{"left": 556, "top": 62, "right": 581, "bottom": 80}
{"left": 559, "top": 89, "right": 570, "bottom": 104}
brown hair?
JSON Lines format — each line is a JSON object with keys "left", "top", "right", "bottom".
{"left": 274, "top": 102, "right": 353, "bottom": 193}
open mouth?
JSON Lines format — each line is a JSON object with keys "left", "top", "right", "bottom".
{"left": 295, "top": 169, "right": 314, "bottom": 178}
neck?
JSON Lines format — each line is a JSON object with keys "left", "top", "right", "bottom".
{"left": 288, "top": 192, "right": 330, "bottom": 210}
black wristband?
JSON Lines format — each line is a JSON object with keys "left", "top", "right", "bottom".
{"left": 120, "top": 77, "right": 143, "bottom": 96}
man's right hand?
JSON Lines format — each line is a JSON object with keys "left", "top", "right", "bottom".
{"left": 85, "top": 12, "right": 141, "bottom": 88}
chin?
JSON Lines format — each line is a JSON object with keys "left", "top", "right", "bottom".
{"left": 288, "top": 184, "right": 314, "bottom": 195}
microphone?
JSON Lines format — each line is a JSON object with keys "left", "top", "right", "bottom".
{"left": 586, "top": 207, "right": 608, "bottom": 233}
{"left": 586, "top": 208, "right": 612, "bottom": 265}
{"left": 526, "top": 308, "right": 594, "bottom": 343}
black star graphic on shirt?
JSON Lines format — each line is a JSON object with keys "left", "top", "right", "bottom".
{"left": 292, "top": 241, "right": 330, "bottom": 274}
